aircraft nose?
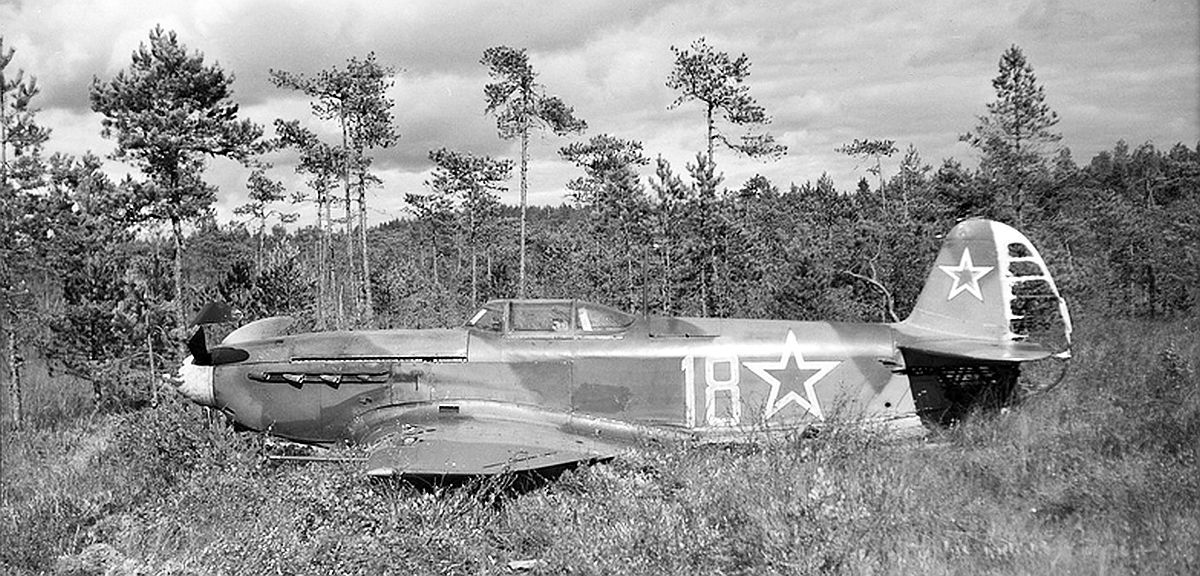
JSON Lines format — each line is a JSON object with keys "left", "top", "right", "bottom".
{"left": 176, "top": 355, "right": 216, "bottom": 406}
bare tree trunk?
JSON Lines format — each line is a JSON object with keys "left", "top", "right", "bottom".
{"left": 431, "top": 222, "right": 440, "bottom": 287}
{"left": 315, "top": 193, "right": 327, "bottom": 330}
{"left": 518, "top": 127, "right": 529, "bottom": 298}
{"left": 1, "top": 62, "right": 7, "bottom": 170}
{"left": 340, "top": 112, "right": 355, "bottom": 325}
{"left": 338, "top": 283, "right": 346, "bottom": 327}
{"left": 147, "top": 330, "right": 157, "bottom": 406}
{"left": 663, "top": 248, "right": 673, "bottom": 315}
{"left": 357, "top": 172, "right": 374, "bottom": 326}
{"left": 623, "top": 226, "right": 635, "bottom": 309}
{"left": 343, "top": 190, "right": 354, "bottom": 314}
{"left": 454, "top": 233, "right": 463, "bottom": 279}
{"left": 256, "top": 220, "right": 266, "bottom": 279}
{"left": 4, "top": 309, "right": 21, "bottom": 429}
{"left": 170, "top": 215, "right": 186, "bottom": 334}
{"left": 706, "top": 103, "right": 714, "bottom": 165}
{"left": 471, "top": 250, "right": 478, "bottom": 306}
{"left": 322, "top": 192, "right": 334, "bottom": 330}
{"left": 469, "top": 206, "right": 478, "bottom": 305}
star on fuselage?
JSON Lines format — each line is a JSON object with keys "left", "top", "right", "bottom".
{"left": 938, "top": 247, "right": 994, "bottom": 301}
{"left": 744, "top": 330, "right": 840, "bottom": 420}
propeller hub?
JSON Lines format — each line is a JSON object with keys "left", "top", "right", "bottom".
{"left": 177, "top": 356, "right": 215, "bottom": 406}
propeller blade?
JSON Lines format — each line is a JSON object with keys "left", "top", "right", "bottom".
{"left": 188, "top": 327, "right": 212, "bottom": 365}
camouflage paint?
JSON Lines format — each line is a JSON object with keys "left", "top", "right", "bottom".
{"left": 183, "top": 219, "right": 1072, "bottom": 475}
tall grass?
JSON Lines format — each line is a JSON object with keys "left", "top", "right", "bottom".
{"left": 2, "top": 317, "right": 1196, "bottom": 575}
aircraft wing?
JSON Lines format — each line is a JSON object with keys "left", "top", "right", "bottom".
{"left": 362, "top": 416, "right": 620, "bottom": 478}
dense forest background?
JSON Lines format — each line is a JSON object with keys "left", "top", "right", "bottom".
{"left": 2, "top": 26, "right": 1199, "bottom": 576}
{"left": 1, "top": 29, "right": 1197, "bottom": 426}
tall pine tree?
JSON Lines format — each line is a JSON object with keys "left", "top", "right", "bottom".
{"left": 271, "top": 54, "right": 400, "bottom": 326}
{"left": 961, "top": 45, "right": 1061, "bottom": 226}
{"left": 667, "top": 37, "right": 785, "bottom": 163}
{"left": 91, "top": 26, "right": 262, "bottom": 333}
{"left": 481, "top": 46, "right": 586, "bottom": 297}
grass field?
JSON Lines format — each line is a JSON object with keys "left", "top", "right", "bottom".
{"left": 2, "top": 317, "right": 1197, "bottom": 575}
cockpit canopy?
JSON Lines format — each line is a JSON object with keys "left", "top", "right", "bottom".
{"left": 466, "top": 299, "right": 635, "bottom": 336}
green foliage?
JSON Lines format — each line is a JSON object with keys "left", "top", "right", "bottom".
{"left": 1, "top": 36, "right": 51, "bottom": 184}
{"left": 4, "top": 320, "right": 1197, "bottom": 574}
{"left": 0, "top": 397, "right": 258, "bottom": 574}
{"left": 270, "top": 52, "right": 399, "bottom": 166}
{"left": 89, "top": 25, "right": 264, "bottom": 334}
{"left": 961, "top": 45, "right": 1062, "bottom": 227}
{"left": 481, "top": 44, "right": 587, "bottom": 297}
{"left": 667, "top": 37, "right": 785, "bottom": 161}
{"left": 836, "top": 138, "right": 898, "bottom": 192}
{"left": 560, "top": 135, "right": 652, "bottom": 309}
{"left": 480, "top": 46, "right": 587, "bottom": 140}
{"left": 236, "top": 170, "right": 297, "bottom": 257}
{"left": 270, "top": 52, "right": 400, "bottom": 327}
{"left": 399, "top": 148, "right": 513, "bottom": 311}
{"left": 4, "top": 33, "right": 1200, "bottom": 574}
{"left": 89, "top": 26, "right": 263, "bottom": 225}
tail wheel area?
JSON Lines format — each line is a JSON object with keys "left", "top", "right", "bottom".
{"left": 902, "top": 348, "right": 1020, "bottom": 426}
{"left": 910, "top": 364, "right": 1019, "bottom": 426}
{"left": 1015, "top": 354, "right": 1072, "bottom": 401}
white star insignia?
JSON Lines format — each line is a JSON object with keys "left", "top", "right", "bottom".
{"left": 744, "top": 331, "right": 840, "bottom": 421}
{"left": 938, "top": 247, "right": 994, "bottom": 301}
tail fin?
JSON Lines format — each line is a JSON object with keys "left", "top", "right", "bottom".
{"left": 900, "top": 219, "right": 1072, "bottom": 361}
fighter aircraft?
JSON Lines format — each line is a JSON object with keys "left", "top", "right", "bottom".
{"left": 177, "top": 219, "right": 1071, "bottom": 478}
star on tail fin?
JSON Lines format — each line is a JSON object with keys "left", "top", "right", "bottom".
{"left": 900, "top": 219, "right": 1072, "bottom": 362}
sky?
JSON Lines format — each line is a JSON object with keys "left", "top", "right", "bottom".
{"left": 4, "top": 0, "right": 1198, "bottom": 225}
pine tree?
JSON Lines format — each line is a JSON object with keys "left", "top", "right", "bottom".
{"left": 835, "top": 139, "right": 897, "bottom": 198}
{"left": 234, "top": 169, "right": 297, "bottom": 277}
{"left": 90, "top": 26, "right": 262, "bottom": 333}
{"left": 0, "top": 36, "right": 50, "bottom": 427}
{"left": 271, "top": 53, "right": 400, "bottom": 326}
{"left": 412, "top": 148, "right": 511, "bottom": 304}
{"left": 272, "top": 119, "right": 344, "bottom": 329}
{"left": 961, "top": 45, "right": 1061, "bottom": 227}
{"left": 561, "top": 135, "right": 651, "bottom": 308}
{"left": 481, "top": 45, "right": 586, "bottom": 297}
{"left": 667, "top": 37, "right": 785, "bottom": 163}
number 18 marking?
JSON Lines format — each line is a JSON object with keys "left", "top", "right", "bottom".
{"left": 682, "top": 353, "right": 741, "bottom": 427}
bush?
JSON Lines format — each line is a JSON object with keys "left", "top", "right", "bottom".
{"left": 3, "top": 317, "right": 1197, "bottom": 574}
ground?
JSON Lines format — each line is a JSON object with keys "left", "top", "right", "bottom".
{"left": 1, "top": 317, "right": 1197, "bottom": 575}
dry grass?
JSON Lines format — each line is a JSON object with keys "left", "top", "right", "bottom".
{"left": 2, "top": 317, "right": 1197, "bottom": 575}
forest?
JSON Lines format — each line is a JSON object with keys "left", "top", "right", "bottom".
{"left": 2, "top": 28, "right": 1198, "bottom": 575}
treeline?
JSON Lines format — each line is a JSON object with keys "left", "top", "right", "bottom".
{"left": 1, "top": 31, "right": 1197, "bottom": 426}
{"left": 368, "top": 137, "right": 1200, "bottom": 327}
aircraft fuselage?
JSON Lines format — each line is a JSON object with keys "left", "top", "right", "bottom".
{"left": 206, "top": 311, "right": 915, "bottom": 446}
{"left": 177, "top": 220, "right": 1071, "bottom": 476}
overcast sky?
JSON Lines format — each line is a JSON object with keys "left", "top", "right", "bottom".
{"left": 5, "top": 0, "right": 1198, "bottom": 224}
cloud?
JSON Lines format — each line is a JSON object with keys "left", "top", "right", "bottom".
{"left": 5, "top": 0, "right": 1197, "bottom": 225}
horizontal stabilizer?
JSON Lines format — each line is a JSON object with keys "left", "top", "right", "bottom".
{"left": 900, "top": 336, "right": 1054, "bottom": 363}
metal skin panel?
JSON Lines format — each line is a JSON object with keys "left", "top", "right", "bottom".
{"left": 181, "top": 219, "right": 1073, "bottom": 477}
{"left": 208, "top": 317, "right": 906, "bottom": 445}
{"left": 289, "top": 328, "right": 467, "bottom": 360}
{"left": 564, "top": 319, "right": 908, "bottom": 432}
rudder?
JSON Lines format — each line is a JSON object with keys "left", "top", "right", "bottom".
{"left": 902, "top": 219, "right": 1072, "bottom": 359}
